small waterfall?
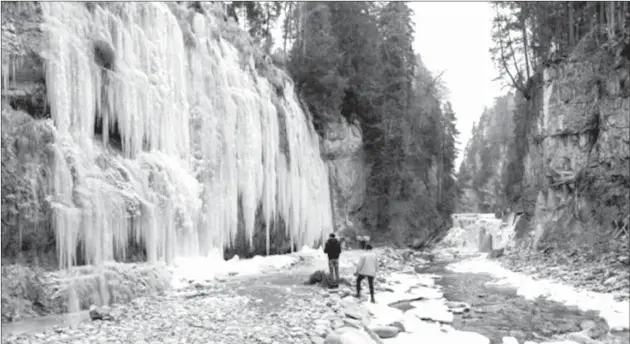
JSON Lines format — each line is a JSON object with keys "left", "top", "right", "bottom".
{"left": 40, "top": 2, "right": 333, "bottom": 270}
{"left": 445, "top": 213, "right": 524, "bottom": 252}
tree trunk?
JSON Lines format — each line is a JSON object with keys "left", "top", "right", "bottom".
{"left": 301, "top": 3, "right": 306, "bottom": 57}
{"left": 569, "top": 2, "right": 575, "bottom": 47}
{"left": 588, "top": 2, "right": 596, "bottom": 32}
{"left": 521, "top": 16, "right": 532, "bottom": 80}
{"left": 283, "top": 2, "right": 292, "bottom": 55}
{"left": 437, "top": 114, "right": 443, "bottom": 205}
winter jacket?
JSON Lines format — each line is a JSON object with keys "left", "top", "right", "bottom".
{"left": 324, "top": 238, "right": 342, "bottom": 260}
{"left": 356, "top": 251, "right": 378, "bottom": 277}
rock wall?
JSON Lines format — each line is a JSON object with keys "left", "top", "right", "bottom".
{"left": 320, "top": 117, "right": 366, "bottom": 238}
{"left": 520, "top": 52, "right": 630, "bottom": 251}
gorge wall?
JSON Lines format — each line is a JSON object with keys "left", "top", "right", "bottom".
{"left": 1, "top": 2, "right": 342, "bottom": 269}
{"left": 522, "top": 51, "right": 629, "bottom": 251}
{"left": 458, "top": 38, "right": 629, "bottom": 254}
{"left": 320, "top": 117, "right": 366, "bottom": 239}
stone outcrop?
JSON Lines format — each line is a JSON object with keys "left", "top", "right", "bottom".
{"left": 521, "top": 52, "right": 630, "bottom": 250}
{"left": 321, "top": 117, "right": 366, "bottom": 238}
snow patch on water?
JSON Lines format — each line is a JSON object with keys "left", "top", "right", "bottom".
{"left": 447, "top": 257, "right": 630, "bottom": 332}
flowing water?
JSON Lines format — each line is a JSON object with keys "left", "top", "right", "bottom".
{"left": 420, "top": 256, "right": 630, "bottom": 344}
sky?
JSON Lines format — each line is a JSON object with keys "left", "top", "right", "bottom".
{"left": 409, "top": 2, "right": 504, "bottom": 167}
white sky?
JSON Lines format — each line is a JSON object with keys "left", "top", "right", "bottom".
{"left": 269, "top": 2, "right": 505, "bottom": 167}
{"left": 409, "top": 2, "right": 504, "bottom": 167}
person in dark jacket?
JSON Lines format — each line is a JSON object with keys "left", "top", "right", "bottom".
{"left": 324, "top": 233, "right": 342, "bottom": 287}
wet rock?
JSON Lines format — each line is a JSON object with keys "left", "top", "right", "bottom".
{"left": 362, "top": 325, "right": 384, "bottom": 344}
{"left": 578, "top": 319, "right": 608, "bottom": 339}
{"left": 369, "top": 325, "right": 399, "bottom": 338}
{"left": 324, "top": 331, "right": 343, "bottom": 344}
{"left": 445, "top": 301, "right": 470, "bottom": 314}
{"left": 490, "top": 248, "right": 505, "bottom": 258}
{"left": 389, "top": 321, "right": 405, "bottom": 332}
{"left": 89, "top": 305, "right": 112, "bottom": 321}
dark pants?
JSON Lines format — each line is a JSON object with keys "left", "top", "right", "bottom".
{"left": 328, "top": 259, "right": 339, "bottom": 285}
{"left": 358, "top": 240, "right": 367, "bottom": 250}
{"left": 356, "top": 274, "right": 374, "bottom": 300}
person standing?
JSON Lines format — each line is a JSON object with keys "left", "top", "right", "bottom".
{"left": 355, "top": 244, "right": 377, "bottom": 303}
{"left": 324, "top": 233, "right": 341, "bottom": 287}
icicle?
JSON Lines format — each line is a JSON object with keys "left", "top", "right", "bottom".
{"left": 40, "top": 2, "right": 333, "bottom": 271}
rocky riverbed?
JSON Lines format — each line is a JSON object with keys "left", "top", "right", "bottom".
{"left": 2, "top": 248, "right": 628, "bottom": 344}
{"left": 497, "top": 247, "right": 630, "bottom": 302}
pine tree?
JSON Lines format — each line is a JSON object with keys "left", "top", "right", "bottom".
{"left": 288, "top": 3, "right": 347, "bottom": 132}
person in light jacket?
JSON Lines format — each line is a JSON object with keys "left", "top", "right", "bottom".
{"left": 355, "top": 244, "right": 377, "bottom": 303}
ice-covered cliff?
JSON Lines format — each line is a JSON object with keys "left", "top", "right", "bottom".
{"left": 1, "top": 2, "right": 333, "bottom": 269}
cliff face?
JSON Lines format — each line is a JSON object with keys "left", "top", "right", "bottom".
{"left": 457, "top": 94, "right": 516, "bottom": 213}
{"left": 522, "top": 54, "right": 630, "bottom": 251}
{"left": 457, "top": 43, "right": 629, "bottom": 254}
{"left": 320, "top": 117, "right": 366, "bottom": 238}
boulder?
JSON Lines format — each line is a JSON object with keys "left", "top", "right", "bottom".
{"left": 369, "top": 325, "right": 399, "bottom": 338}
{"left": 445, "top": 301, "right": 470, "bottom": 314}
{"left": 88, "top": 304, "right": 112, "bottom": 321}
{"left": 389, "top": 321, "right": 405, "bottom": 333}
{"left": 579, "top": 319, "right": 609, "bottom": 339}
{"left": 490, "top": 248, "right": 505, "bottom": 258}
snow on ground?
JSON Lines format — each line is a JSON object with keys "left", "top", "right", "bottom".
{"left": 447, "top": 256, "right": 630, "bottom": 332}
{"left": 171, "top": 245, "right": 324, "bottom": 288}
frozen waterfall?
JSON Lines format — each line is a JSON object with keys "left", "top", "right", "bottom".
{"left": 40, "top": 2, "right": 333, "bottom": 269}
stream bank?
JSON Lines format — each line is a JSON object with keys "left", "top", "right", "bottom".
{"left": 417, "top": 250, "right": 629, "bottom": 344}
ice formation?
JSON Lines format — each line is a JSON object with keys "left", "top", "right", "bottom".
{"left": 40, "top": 2, "right": 332, "bottom": 269}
